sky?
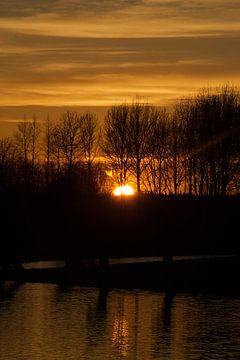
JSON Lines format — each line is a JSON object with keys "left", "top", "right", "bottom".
{"left": 0, "top": 0, "right": 240, "bottom": 134}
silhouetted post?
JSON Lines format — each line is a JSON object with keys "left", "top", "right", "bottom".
{"left": 99, "top": 257, "right": 109, "bottom": 270}
{"left": 163, "top": 255, "right": 173, "bottom": 290}
{"left": 97, "top": 287, "right": 109, "bottom": 315}
{"left": 163, "top": 255, "right": 172, "bottom": 263}
{"left": 163, "top": 290, "right": 174, "bottom": 329}
{"left": 13, "top": 262, "right": 24, "bottom": 272}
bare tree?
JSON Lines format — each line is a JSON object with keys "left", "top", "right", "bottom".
{"left": 1, "top": 85, "right": 239, "bottom": 196}
{"left": 144, "top": 107, "right": 169, "bottom": 194}
{"left": 14, "top": 117, "right": 31, "bottom": 171}
{"left": 14, "top": 116, "right": 40, "bottom": 186}
{"left": 165, "top": 108, "right": 186, "bottom": 195}
{"left": 172, "top": 85, "right": 240, "bottom": 196}
{"left": 42, "top": 115, "right": 56, "bottom": 186}
{"left": 0, "top": 137, "right": 17, "bottom": 188}
{"left": 102, "top": 104, "right": 131, "bottom": 187}
{"left": 128, "top": 101, "right": 155, "bottom": 194}
{"left": 52, "top": 111, "right": 83, "bottom": 177}
{"left": 81, "top": 112, "right": 99, "bottom": 181}
{"left": 30, "top": 114, "right": 40, "bottom": 183}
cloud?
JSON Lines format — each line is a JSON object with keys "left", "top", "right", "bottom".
{"left": 0, "top": 1, "right": 141, "bottom": 17}
{"left": 0, "top": 0, "right": 240, "bottom": 38}
{"left": 0, "top": 1, "right": 240, "bottom": 108}
{"left": 1, "top": 0, "right": 240, "bottom": 19}
{"left": 1, "top": 33, "right": 240, "bottom": 106}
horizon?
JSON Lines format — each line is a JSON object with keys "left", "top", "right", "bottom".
{"left": 0, "top": 102, "right": 170, "bottom": 137}
{"left": 0, "top": 84, "right": 239, "bottom": 137}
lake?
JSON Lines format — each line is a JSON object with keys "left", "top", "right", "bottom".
{"left": 1, "top": 281, "right": 240, "bottom": 359}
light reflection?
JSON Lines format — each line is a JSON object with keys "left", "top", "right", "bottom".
{"left": 112, "top": 318, "right": 129, "bottom": 357}
{"left": 1, "top": 285, "right": 240, "bottom": 360}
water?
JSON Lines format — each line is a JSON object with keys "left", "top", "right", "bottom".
{"left": 1, "top": 281, "right": 240, "bottom": 360}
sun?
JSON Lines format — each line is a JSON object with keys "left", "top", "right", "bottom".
{"left": 113, "top": 184, "right": 135, "bottom": 197}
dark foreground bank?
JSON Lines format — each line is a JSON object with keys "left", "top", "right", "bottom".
{"left": 1, "top": 192, "right": 240, "bottom": 266}
{"left": 1, "top": 255, "right": 240, "bottom": 294}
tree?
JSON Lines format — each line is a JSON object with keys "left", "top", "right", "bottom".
{"left": 14, "top": 115, "right": 40, "bottom": 186}
{"left": 173, "top": 85, "right": 240, "bottom": 195}
{"left": 145, "top": 107, "right": 169, "bottom": 194}
{"left": 42, "top": 115, "right": 55, "bottom": 186}
{"left": 81, "top": 112, "right": 99, "bottom": 184}
{"left": 165, "top": 108, "right": 186, "bottom": 195}
{"left": 0, "top": 137, "right": 17, "bottom": 189}
{"left": 30, "top": 115, "right": 40, "bottom": 184}
{"left": 128, "top": 101, "right": 155, "bottom": 194}
{"left": 102, "top": 104, "right": 131, "bottom": 187}
{"left": 52, "top": 111, "right": 83, "bottom": 177}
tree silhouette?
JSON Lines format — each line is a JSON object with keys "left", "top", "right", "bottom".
{"left": 81, "top": 112, "right": 99, "bottom": 189}
{"left": 0, "top": 137, "right": 17, "bottom": 189}
{"left": 145, "top": 107, "right": 169, "bottom": 194}
{"left": 175, "top": 86, "right": 240, "bottom": 195}
{"left": 51, "top": 111, "right": 83, "bottom": 177}
{"left": 165, "top": 109, "right": 185, "bottom": 195}
{"left": 102, "top": 104, "right": 131, "bottom": 187}
{"left": 14, "top": 115, "right": 40, "bottom": 187}
{"left": 128, "top": 102, "right": 156, "bottom": 194}
{"left": 0, "top": 85, "right": 240, "bottom": 196}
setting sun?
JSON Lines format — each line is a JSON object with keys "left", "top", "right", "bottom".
{"left": 113, "top": 185, "right": 134, "bottom": 197}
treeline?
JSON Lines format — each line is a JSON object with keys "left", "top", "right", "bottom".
{"left": 1, "top": 85, "right": 240, "bottom": 196}
{"left": 0, "top": 112, "right": 106, "bottom": 194}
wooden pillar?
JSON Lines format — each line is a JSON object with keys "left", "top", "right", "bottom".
{"left": 99, "top": 257, "right": 109, "bottom": 270}
{"left": 163, "top": 255, "right": 173, "bottom": 263}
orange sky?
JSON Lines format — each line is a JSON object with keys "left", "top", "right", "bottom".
{"left": 0, "top": 0, "right": 240, "bottom": 134}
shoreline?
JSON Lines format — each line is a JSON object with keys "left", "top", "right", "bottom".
{"left": 1, "top": 255, "right": 240, "bottom": 294}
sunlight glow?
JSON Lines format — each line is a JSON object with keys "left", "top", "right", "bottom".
{"left": 113, "top": 185, "right": 134, "bottom": 197}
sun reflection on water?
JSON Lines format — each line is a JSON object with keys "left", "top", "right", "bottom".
{"left": 112, "top": 318, "right": 129, "bottom": 357}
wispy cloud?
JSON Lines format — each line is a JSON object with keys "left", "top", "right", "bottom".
{"left": 0, "top": 1, "right": 239, "bottom": 107}
{"left": 0, "top": 0, "right": 240, "bottom": 38}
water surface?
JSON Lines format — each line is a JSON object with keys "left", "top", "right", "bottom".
{"left": 0, "top": 281, "right": 240, "bottom": 359}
